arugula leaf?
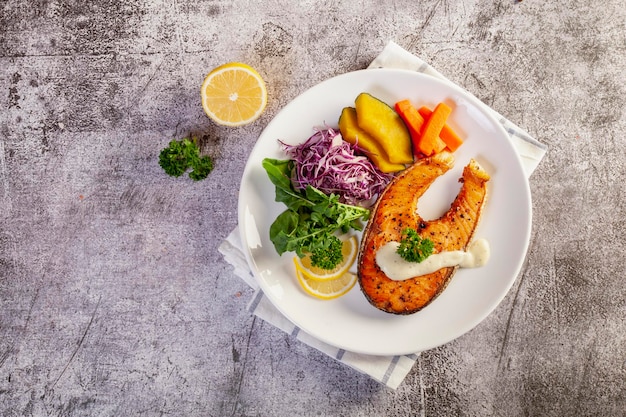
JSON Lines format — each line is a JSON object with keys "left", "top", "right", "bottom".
{"left": 262, "top": 158, "right": 313, "bottom": 211}
{"left": 263, "top": 158, "right": 369, "bottom": 267}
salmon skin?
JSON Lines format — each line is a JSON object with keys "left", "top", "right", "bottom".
{"left": 357, "top": 152, "right": 490, "bottom": 315}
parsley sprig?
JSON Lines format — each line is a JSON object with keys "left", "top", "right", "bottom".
{"left": 309, "top": 234, "right": 344, "bottom": 270}
{"left": 159, "top": 138, "right": 214, "bottom": 181}
{"left": 396, "top": 227, "right": 434, "bottom": 263}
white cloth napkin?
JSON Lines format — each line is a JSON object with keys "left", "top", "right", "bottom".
{"left": 218, "top": 40, "right": 547, "bottom": 390}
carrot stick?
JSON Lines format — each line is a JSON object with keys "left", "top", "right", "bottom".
{"left": 418, "top": 106, "right": 464, "bottom": 152}
{"left": 416, "top": 103, "right": 450, "bottom": 156}
{"left": 394, "top": 100, "right": 428, "bottom": 156}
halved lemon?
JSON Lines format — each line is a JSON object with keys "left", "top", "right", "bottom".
{"left": 293, "top": 236, "right": 358, "bottom": 282}
{"left": 295, "top": 269, "right": 357, "bottom": 300}
{"left": 200, "top": 62, "right": 268, "bottom": 127}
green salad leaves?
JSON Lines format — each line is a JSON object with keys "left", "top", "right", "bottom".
{"left": 263, "top": 158, "right": 369, "bottom": 269}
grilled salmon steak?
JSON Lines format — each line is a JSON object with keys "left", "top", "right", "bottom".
{"left": 358, "top": 152, "right": 490, "bottom": 314}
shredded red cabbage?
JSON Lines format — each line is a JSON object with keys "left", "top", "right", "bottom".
{"left": 280, "top": 127, "right": 393, "bottom": 206}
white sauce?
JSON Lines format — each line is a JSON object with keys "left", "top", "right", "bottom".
{"left": 375, "top": 238, "right": 490, "bottom": 281}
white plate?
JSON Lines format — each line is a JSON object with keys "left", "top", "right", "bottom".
{"left": 238, "top": 69, "right": 531, "bottom": 356}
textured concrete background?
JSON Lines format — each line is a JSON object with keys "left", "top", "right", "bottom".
{"left": 1, "top": 0, "right": 625, "bottom": 416}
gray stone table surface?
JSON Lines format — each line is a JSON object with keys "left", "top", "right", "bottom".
{"left": 1, "top": 0, "right": 625, "bottom": 415}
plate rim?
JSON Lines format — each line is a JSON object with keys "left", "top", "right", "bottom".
{"left": 237, "top": 68, "right": 532, "bottom": 356}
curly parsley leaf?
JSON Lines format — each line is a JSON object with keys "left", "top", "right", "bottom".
{"left": 159, "top": 138, "right": 214, "bottom": 181}
{"left": 396, "top": 227, "right": 434, "bottom": 263}
{"left": 309, "top": 235, "right": 343, "bottom": 270}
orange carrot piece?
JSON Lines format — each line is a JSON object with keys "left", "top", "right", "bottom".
{"left": 394, "top": 100, "right": 427, "bottom": 156}
{"left": 416, "top": 103, "right": 450, "bottom": 156}
{"left": 418, "top": 106, "right": 464, "bottom": 152}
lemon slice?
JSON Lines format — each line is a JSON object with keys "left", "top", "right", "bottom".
{"left": 294, "top": 236, "right": 358, "bottom": 281}
{"left": 295, "top": 269, "right": 357, "bottom": 300}
{"left": 200, "top": 62, "right": 268, "bottom": 127}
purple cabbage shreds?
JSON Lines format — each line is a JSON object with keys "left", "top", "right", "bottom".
{"left": 279, "top": 127, "right": 393, "bottom": 206}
